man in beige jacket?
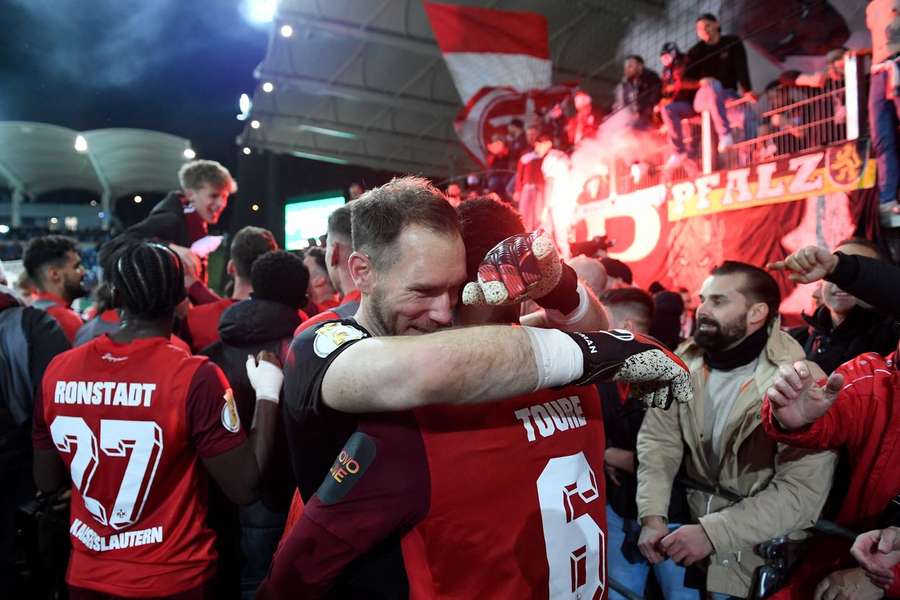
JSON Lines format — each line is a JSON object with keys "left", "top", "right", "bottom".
{"left": 636, "top": 261, "right": 837, "bottom": 598}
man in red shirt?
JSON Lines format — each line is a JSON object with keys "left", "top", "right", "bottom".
{"left": 32, "top": 242, "right": 281, "bottom": 599}
{"left": 262, "top": 184, "right": 690, "bottom": 599}
{"left": 186, "top": 226, "right": 277, "bottom": 352}
{"left": 23, "top": 235, "right": 86, "bottom": 343}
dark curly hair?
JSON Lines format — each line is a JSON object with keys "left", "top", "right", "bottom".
{"left": 251, "top": 250, "right": 309, "bottom": 309}
{"left": 111, "top": 242, "right": 186, "bottom": 320}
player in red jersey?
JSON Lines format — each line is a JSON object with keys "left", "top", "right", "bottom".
{"left": 262, "top": 184, "right": 690, "bottom": 599}
{"left": 23, "top": 235, "right": 86, "bottom": 343}
{"left": 32, "top": 242, "right": 282, "bottom": 600}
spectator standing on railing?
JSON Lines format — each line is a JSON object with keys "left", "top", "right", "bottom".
{"left": 614, "top": 55, "right": 662, "bottom": 131}
{"left": 765, "top": 244, "right": 900, "bottom": 599}
{"left": 636, "top": 261, "right": 836, "bottom": 599}
{"left": 866, "top": 0, "right": 900, "bottom": 217}
{"left": 661, "top": 15, "right": 756, "bottom": 171}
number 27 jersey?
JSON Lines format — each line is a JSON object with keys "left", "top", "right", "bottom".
{"left": 33, "top": 335, "right": 245, "bottom": 597}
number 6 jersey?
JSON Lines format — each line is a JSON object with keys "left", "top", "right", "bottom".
{"left": 33, "top": 334, "right": 246, "bottom": 597}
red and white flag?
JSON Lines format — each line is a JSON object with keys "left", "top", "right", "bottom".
{"left": 424, "top": 1, "right": 552, "bottom": 103}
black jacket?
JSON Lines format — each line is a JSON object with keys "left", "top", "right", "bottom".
{"left": 99, "top": 191, "right": 203, "bottom": 272}
{"left": 686, "top": 34, "right": 752, "bottom": 93}
{"left": 202, "top": 297, "right": 302, "bottom": 510}
{"left": 827, "top": 252, "right": 900, "bottom": 321}
{"left": 791, "top": 303, "right": 899, "bottom": 374}
{"left": 0, "top": 289, "right": 70, "bottom": 472}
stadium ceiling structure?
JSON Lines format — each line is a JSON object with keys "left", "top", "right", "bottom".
{"left": 0, "top": 122, "right": 193, "bottom": 227}
{"left": 240, "top": 0, "right": 665, "bottom": 178}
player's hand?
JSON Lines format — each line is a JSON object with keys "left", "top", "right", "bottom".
{"left": 638, "top": 517, "right": 669, "bottom": 564}
{"left": 462, "top": 231, "right": 563, "bottom": 307}
{"left": 565, "top": 330, "right": 692, "bottom": 409}
{"left": 170, "top": 243, "right": 201, "bottom": 288}
{"left": 814, "top": 568, "right": 885, "bottom": 600}
{"left": 851, "top": 528, "right": 900, "bottom": 590}
{"left": 660, "top": 524, "right": 714, "bottom": 566}
{"left": 246, "top": 351, "right": 283, "bottom": 404}
{"left": 767, "top": 361, "right": 842, "bottom": 430}
{"left": 767, "top": 246, "right": 839, "bottom": 283}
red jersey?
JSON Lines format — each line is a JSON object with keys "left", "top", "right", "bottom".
{"left": 33, "top": 334, "right": 246, "bottom": 597}
{"left": 265, "top": 319, "right": 608, "bottom": 599}
{"left": 404, "top": 386, "right": 608, "bottom": 599}
{"left": 186, "top": 298, "right": 236, "bottom": 353}
{"left": 33, "top": 291, "right": 83, "bottom": 343}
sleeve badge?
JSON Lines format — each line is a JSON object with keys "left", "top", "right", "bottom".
{"left": 221, "top": 388, "right": 241, "bottom": 433}
{"left": 313, "top": 322, "right": 366, "bottom": 358}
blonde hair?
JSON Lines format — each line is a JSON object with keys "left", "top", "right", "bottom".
{"left": 178, "top": 160, "right": 237, "bottom": 193}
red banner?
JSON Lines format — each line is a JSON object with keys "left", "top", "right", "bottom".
{"left": 574, "top": 144, "right": 879, "bottom": 319}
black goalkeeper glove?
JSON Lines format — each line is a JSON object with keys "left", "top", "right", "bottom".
{"left": 565, "top": 329, "right": 692, "bottom": 409}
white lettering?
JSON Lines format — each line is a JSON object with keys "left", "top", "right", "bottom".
{"left": 55, "top": 381, "right": 66, "bottom": 404}
{"left": 670, "top": 181, "right": 696, "bottom": 215}
{"left": 570, "top": 396, "right": 587, "bottom": 427}
{"left": 721, "top": 168, "right": 753, "bottom": 205}
{"left": 694, "top": 173, "right": 721, "bottom": 210}
{"left": 756, "top": 162, "right": 785, "bottom": 199}
{"left": 515, "top": 396, "right": 589, "bottom": 443}
{"left": 69, "top": 520, "right": 163, "bottom": 552}
{"left": 788, "top": 152, "right": 824, "bottom": 194}
{"left": 49, "top": 381, "right": 156, "bottom": 407}
{"left": 514, "top": 408, "right": 536, "bottom": 442}
{"left": 531, "top": 405, "right": 555, "bottom": 438}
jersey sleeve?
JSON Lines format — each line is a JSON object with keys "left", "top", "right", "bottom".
{"left": 260, "top": 412, "right": 429, "bottom": 599}
{"left": 186, "top": 361, "right": 247, "bottom": 458}
{"left": 283, "top": 320, "right": 369, "bottom": 417}
{"left": 32, "top": 384, "right": 52, "bottom": 450}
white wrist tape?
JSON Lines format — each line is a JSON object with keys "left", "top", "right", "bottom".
{"left": 545, "top": 283, "right": 591, "bottom": 325}
{"left": 522, "top": 326, "right": 584, "bottom": 391}
{"left": 246, "top": 358, "right": 283, "bottom": 404}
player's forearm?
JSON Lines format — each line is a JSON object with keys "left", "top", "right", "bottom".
{"left": 249, "top": 400, "right": 279, "bottom": 476}
{"left": 323, "top": 326, "right": 540, "bottom": 412}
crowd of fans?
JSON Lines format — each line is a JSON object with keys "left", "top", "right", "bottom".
{"left": 451, "top": 6, "right": 899, "bottom": 241}
{"left": 3, "top": 4, "right": 900, "bottom": 600}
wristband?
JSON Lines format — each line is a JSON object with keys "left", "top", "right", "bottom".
{"left": 545, "top": 284, "right": 590, "bottom": 326}
{"left": 522, "top": 326, "right": 584, "bottom": 391}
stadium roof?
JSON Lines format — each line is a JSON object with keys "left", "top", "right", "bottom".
{"left": 239, "top": 0, "right": 665, "bottom": 177}
{"left": 0, "top": 122, "right": 194, "bottom": 200}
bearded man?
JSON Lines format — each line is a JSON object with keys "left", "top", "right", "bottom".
{"left": 635, "top": 261, "right": 837, "bottom": 598}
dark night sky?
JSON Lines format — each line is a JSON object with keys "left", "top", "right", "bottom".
{"left": 0, "top": 0, "right": 268, "bottom": 170}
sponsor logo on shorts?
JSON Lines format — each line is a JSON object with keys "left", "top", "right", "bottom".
{"left": 221, "top": 389, "right": 241, "bottom": 433}
{"left": 313, "top": 322, "right": 366, "bottom": 358}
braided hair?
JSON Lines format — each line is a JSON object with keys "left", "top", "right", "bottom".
{"left": 112, "top": 242, "right": 186, "bottom": 320}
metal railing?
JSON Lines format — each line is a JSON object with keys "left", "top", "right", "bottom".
{"left": 608, "top": 53, "right": 869, "bottom": 194}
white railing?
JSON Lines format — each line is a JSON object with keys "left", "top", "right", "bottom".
{"left": 610, "top": 53, "right": 868, "bottom": 194}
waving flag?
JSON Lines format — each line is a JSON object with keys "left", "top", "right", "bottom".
{"left": 424, "top": 1, "right": 552, "bottom": 103}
